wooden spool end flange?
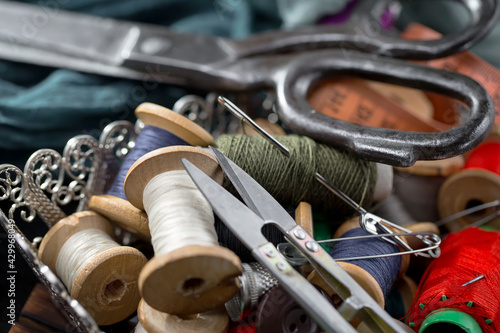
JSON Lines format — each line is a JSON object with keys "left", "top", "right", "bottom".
{"left": 124, "top": 146, "right": 242, "bottom": 315}
{"left": 38, "top": 211, "right": 147, "bottom": 325}
{"left": 89, "top": 195, "right": 150, "bottom": 240}
{"left": 138, "top": 298, "right": 229, "bottom": 333}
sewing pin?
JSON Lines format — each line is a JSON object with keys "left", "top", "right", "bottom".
{"left": 217, "top": 96, "right": 290, "bottom": 157}
{"left": 461, "top": 274, "right": 485, "bottom": 287}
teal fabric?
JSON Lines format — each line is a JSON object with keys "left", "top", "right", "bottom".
{"left": 0, "top": 0, "right": 282, "bottom": 166}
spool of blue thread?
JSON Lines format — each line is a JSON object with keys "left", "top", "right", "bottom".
{"left": 308, "top": 218, "right": 408, "bottom": 317}
{"left": 89, "top": 102, "right": 214, "bottom": 239}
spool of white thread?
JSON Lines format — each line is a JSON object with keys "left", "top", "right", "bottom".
{"left": 124, "top": 145, "right": 242, "bottom": 315}
{"left": 38, "top": 211, "right": 147, "bottom": 325}
{"left": 138, "top": 298, "right": 229, "bottom": 333}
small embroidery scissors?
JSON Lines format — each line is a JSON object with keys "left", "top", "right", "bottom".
{"left": 0, "top": 1, "right": 497, "bottom": 166}
{"left": 183, "top": 147, "right": 409, "bottom": 332}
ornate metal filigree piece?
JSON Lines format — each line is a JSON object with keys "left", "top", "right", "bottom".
{"left": 99, "top": 121, "right": 138, "bottom": 190}
{"left": 24, "top": 135, "right": 103, "bottom": 226}
{"left": 0, "top": 164, "right": 36, "bottom": 222}
{"left": 0, "top": 211, "right": 102, "bottom": 333}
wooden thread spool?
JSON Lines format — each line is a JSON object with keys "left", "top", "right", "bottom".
{"left": 307, "top": 217, "right": 436, "bottom": 311}
{"left": 138, "top": 299, "right": 228, "bottom": 333}
{"left": 124, "top": 146, "right": 242, "bottom": 315}
{"left": 89, "top": 102, "right": 213, "bottom": 240}
{"left": 38, "top": 211, "right": 147, "bottom": 325}
{"left": 438, "top": 168, "right": 500, "bottom": 231}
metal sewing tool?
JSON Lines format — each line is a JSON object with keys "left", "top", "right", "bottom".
{"left": 182, "top": 147, "right": 411, "bottom": 332}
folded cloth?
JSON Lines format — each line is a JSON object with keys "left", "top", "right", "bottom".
{"left": 0, "top": 0, "right": 281, "bottom": 166}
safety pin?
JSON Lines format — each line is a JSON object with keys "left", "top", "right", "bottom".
{"left": 217, "top": 97, "right": 440, "bottom": 258}
{"left": 278, "top": 231, "right": 441, "bottom": 265}
{"left": 435, "top": 200, "right": 500, "bottom": 228}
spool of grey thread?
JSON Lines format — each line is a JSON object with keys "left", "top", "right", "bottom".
{"left": 225, "top": 262, "right": 279, "bottom": 322}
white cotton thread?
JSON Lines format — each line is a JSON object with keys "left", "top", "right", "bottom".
{"left": 143, "top": 170, "right": 218, "bottom": 255}
{"left": 55, "top": 228, "right": 119, "bottom": 293}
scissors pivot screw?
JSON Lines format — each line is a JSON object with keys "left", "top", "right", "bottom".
{"left": 264, "top": 248, "right": 276, "bottom": 258}
{"left": 276, "top": 262, "right": 288, "bottom": 271}
{"left": 293, "top": 229, "right": 307, "bottom": 240}
{"left": 306, "top": 241, "right": 319, "bottom": 252}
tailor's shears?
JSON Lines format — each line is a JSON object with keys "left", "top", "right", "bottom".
{"left": 182, "top": 147, "right": 407, "bottom": 333}
{"left": 0, "top": 1, "right": 498, "bottom": 166}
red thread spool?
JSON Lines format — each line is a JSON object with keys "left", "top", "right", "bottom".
{"left": 408, "top": 227, "right": 500, "bottom": 333}
{"left": 465, "top": 142, "right": 500, "bottom": 176}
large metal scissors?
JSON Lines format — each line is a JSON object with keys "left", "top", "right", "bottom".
{"left": 0, "top": 1, "right": 497, "bottom": 166}
{"left": 182, "top": 146, "right": 410, "bottom": 333}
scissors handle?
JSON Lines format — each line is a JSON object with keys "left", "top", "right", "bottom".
{"left": 275, "top": 49, "right": 494, "bottom": 167}
{"left": 252, "top": 243, "right": 358, "bottom": 333}
{"left": 232, "top": 0, "right": 499, "bottom": 60}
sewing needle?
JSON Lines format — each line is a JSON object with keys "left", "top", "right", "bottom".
{"left": 217, "top": 96, "right": 290, "bottom": 157}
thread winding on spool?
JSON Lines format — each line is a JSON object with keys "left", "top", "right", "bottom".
{"left": 138, "top": 299, "right": 228, "bottom": 333}
{"left": 89, "top": 102, "right": 213, "bottom": 240}
{"left": 307, "top": 215, "right": 436, "bottom": 317}
{"left": 37, "top": 211, "right": 147, "bottom": 325}
{"left": 124, "top": 145, "right": 242, "bottom": 315}
{"left": 409, "top": 227, "right": 500, "bottom": 333}
{"left": 215, "top": 134, "right": 379, "bottom": 216}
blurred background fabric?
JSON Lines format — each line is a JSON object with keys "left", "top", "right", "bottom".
{"left": 1, "top": 0, "right": 500, "bottom": 167}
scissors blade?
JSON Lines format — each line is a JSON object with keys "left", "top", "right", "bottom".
{"left": 209, "top": 147, "right": 298, "bottom": 231}
{"left": 0, "top": 2, "right": 231, "bottom": 85}
{"left": 182, "top": 158, "right": 360, "bottom": 333}
{"left": 181, "top": 158, "right": 268, "bottom": 250}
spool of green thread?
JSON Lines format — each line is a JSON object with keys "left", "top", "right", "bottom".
{"left": 215, "top": 134, "right": 378, "bottom": 217}
{"left": 418, "top": 309, "right": 483, "bottom": 333}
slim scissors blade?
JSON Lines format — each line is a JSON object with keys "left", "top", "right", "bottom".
{"left": 209, "top": 147, "right": 297, "bottom": 230}
{"left": 181, "top": 158, "right": 268, "bottom": 249}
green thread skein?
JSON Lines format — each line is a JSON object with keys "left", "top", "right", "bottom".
{"left": 215, "top": 135, "right": 377, "bottom": 218}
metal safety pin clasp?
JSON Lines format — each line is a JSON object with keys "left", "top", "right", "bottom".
{"left": 316, "top": 173, "right": 441, "bottom": 258}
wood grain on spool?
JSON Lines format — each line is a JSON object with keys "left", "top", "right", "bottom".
{"left": 124, "top": 146, "right": 241, "bottom": 315}
{"left": 38, "top": 211, "right": 147, "bottom": 325}
{"left": 89, "top": 102, "right": 214, "bottom": 240}
{"left": 438, "top": 168, "right": 500, "bottom": 231}
{"left": 138, "top": 299, "right": 228, "bottom": 333}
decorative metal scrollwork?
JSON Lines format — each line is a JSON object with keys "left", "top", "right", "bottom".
{"left": 24, "top": 135, "right": 103, "bottom": 226}
{"left": 0, "top": 164, "right": 36, "bottom": 222}
{"left": 99, "top": 121, "right": 138, "bottom": 191}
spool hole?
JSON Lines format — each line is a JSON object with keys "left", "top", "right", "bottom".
{"left": 288, "top": 323, "right": 298, "bottom": 333}
{"left": 182, "top": 278, "right": 205, "bottom": 295}
{"left": 464, "top": 199, "right": 488, "bottom": 222}
{"left": 103, "top": 279, "right": 126, "bottom": 303}
{"left": 300, "top": 314, "right": 308, "bottom": 323}
{"left": 421, "top": 322, "right": 467, "bottom": 333}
